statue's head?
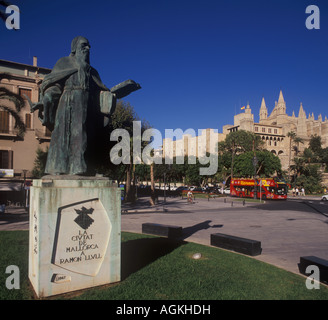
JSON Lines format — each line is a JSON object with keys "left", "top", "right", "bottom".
{"left": 70, "top": 36, "right": 91, "bottom": 64}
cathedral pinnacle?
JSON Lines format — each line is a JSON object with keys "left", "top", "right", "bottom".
{"left": 276, "top": 90, "right": 286, "bottom": 114}
{"left": 298, "top": 103, "right": 306, "bottom": 118}
{"left": 259, "top": 97, "right": 268, "bottom": 120}
{"left": 278, "top": 90, "right": 285, "bottom": 103}
{"left": 260, "top": 97, "right": 267, "bottom": 110}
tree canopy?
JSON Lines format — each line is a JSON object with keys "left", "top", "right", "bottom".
{"left": 233, "top": 150, "right": 281, "bottom": 178}
{"left": 223, "top": 130, "right": 264, "bottom": 153}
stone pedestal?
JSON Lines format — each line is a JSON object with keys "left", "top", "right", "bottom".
{"left": 28, "top": 177, "right": 121, "bottom": 298}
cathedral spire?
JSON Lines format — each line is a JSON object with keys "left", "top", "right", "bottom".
{"left": 276, "top": 90, "right": 286, "bottom": 115}
{"left": 298, "top": 102, "right": 306, "bottom": 118}
{"left": 259, "top": 97, "right": 268, "bottom": 121}
{"left": 297, "top": 102, "right": 307, "bottom": 137}
{"left": 278, "top": 90, "right": 285, "bottom": 103}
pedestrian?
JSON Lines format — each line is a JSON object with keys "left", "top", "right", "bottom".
{"left": 295, "top": 187, "right": 299, "bottom": 196}
{"left": 292, "top": 187, "right": 295, "bottom": 197}
{"left": 301, "top": 187, "right": 305, "bottom": 196}
{"left": 187, "top": 190, "right": 193, "bottom": 203}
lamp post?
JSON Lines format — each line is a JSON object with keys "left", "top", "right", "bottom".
{"left": 163, "top": 172, "right": 166, "bottom": 203}
{"left": 22, "top": 169, "right": 28, "bottom": 208}
{"left": 163, "top": 164, "right": 172, "bottom": 204}
{"left": 252, "top": 156, "right": 258, "bottom": 200}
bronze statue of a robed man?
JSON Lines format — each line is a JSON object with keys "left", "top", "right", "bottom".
{"left": 28, "top": 36, "right": 140, "bottom": 176}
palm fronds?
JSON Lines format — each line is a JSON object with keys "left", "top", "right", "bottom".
{"left": 0, "top": 87, "right": 26, "bottom": 137}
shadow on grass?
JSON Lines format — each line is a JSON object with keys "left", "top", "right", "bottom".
{"left": 121, "top": 237, "right": 185, "bottom": 280}
{"left": 121, "top": 220, "right": 223, "bottom": 280}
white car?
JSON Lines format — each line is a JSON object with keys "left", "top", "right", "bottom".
{"left": 224, "top": 188, "right": 230, "bottom": 195}
{"left": 321, "top": 195, "right": 328, "bottom": 201}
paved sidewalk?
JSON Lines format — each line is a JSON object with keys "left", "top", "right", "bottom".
{"left": 0, "top": 206, "right": 29, "bottom": 231}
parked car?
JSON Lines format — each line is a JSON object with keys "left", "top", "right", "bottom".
{"left": 223, "top": 188, "right": 230, "bottom": 195}
{"left": 321, "top": 194, "right": 328, "bottom": 201}
{"left": 204, "top": 186, "right": 214, "bottom": 193}
{"left": 175, "top": 186, "right": 189, "bottom": 196}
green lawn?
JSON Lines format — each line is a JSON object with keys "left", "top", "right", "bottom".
{"left": 0, "top": 231, "right": 327, "bottom": 300}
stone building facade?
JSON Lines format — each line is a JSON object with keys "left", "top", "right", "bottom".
{"left": 162, "top": 91, "right": 327, "bottom": 171}
{"left": 0, "top": 58, "right": 51, "bottom": 178}
{"left": 162, "top": 128, "right": 225, "bottom": 160}
{"left": 223, "top": 91, "right": 328, "bottom": 170}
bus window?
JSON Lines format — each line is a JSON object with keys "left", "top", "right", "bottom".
{"left": 275, "top": 185, "right": 287, "bottom": 195}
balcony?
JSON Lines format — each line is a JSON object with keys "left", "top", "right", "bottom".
{"left": 0, "top": 128, "right": 22, "bottom": 140}
{"left": 34, "top": 129, "right": 51, "bottom": 143}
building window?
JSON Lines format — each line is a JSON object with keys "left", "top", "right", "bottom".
{"left": 25, "top": 113, "right": 32, "bottom": 129}
{"left": 274, "top": 129, "right": 278, "bottom": 134}
{"left": 0, "top": 110, "right": 10, "bottom": 133}
{"left": 0, "top": 150, "right": 13, "bottom": 169}
{"left": 255, "top": 127, "right": 258, "bottom": 132}
{"left": 19, "top": 88, "right": 32, "bottom": 100}
{"left": 268, "top": 128, "right": 272, "bottom": 133}
{"left": 262, "top": 128, "right": 265, "bottom": 133}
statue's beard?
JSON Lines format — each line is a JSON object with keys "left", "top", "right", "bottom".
{"left": 75, "top": 49, "right": 91, "bottom": 88}
{"left": 76, "top": 50, "right": 90, "bottom": 65}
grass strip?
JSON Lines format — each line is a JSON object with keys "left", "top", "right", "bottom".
{"left": 0, "top": 231, "right": 327, "bottom": 300}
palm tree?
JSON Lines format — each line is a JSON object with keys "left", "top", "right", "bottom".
{"left": 290, "top": 157, "right": 306, "bottom": 178}
{"left": 303, "top": 148, "right": 314, "bottom": 164}
{"left": 0, "top": 86, "right": 26, "bottom": 137}
{"left": 293, "top": 136, "right": 304, "bottom": 156}
{"left": 149, "top": 162, "right": 156, "bottom": 206}
{"left": 0, "top": 1, "right": 11, "bottom": 22}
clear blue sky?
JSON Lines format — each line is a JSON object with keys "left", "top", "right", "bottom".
{"left": 1, "top": 0, "right": 328, "bottom": 147}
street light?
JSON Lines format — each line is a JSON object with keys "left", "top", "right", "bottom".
{"left": 163, "top": 172, "right": 166, "bottom": 203}
{"left": 163, "top": 164, "right": 171, "bottom": 204}
{"left": 22, "top": 169, "right": 28, "bottom": 208}
{"left": 252, "top": 156, "right": 258, "bottom": 200}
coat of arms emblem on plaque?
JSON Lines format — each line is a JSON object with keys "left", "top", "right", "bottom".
{"left": 51, "top": 198, "right": 112, "bottom": 276}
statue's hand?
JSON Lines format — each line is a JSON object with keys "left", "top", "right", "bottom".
{"left": 30, "top": 102, "right": 44, "bottom": 113}
{"left": 23, "top": 93, "right": 43, "bottom": 113}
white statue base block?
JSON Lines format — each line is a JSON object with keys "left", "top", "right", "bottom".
{"left": 28, "top": 177, "right": 121, "bottom": 298}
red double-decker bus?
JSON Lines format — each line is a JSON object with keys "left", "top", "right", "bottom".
{"left": 230, "top": 178, "right": 288, "bottom": 200}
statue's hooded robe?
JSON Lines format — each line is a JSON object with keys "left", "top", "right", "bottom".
{"left": 39, "top": 55, "right": 113, "bottom": 175}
